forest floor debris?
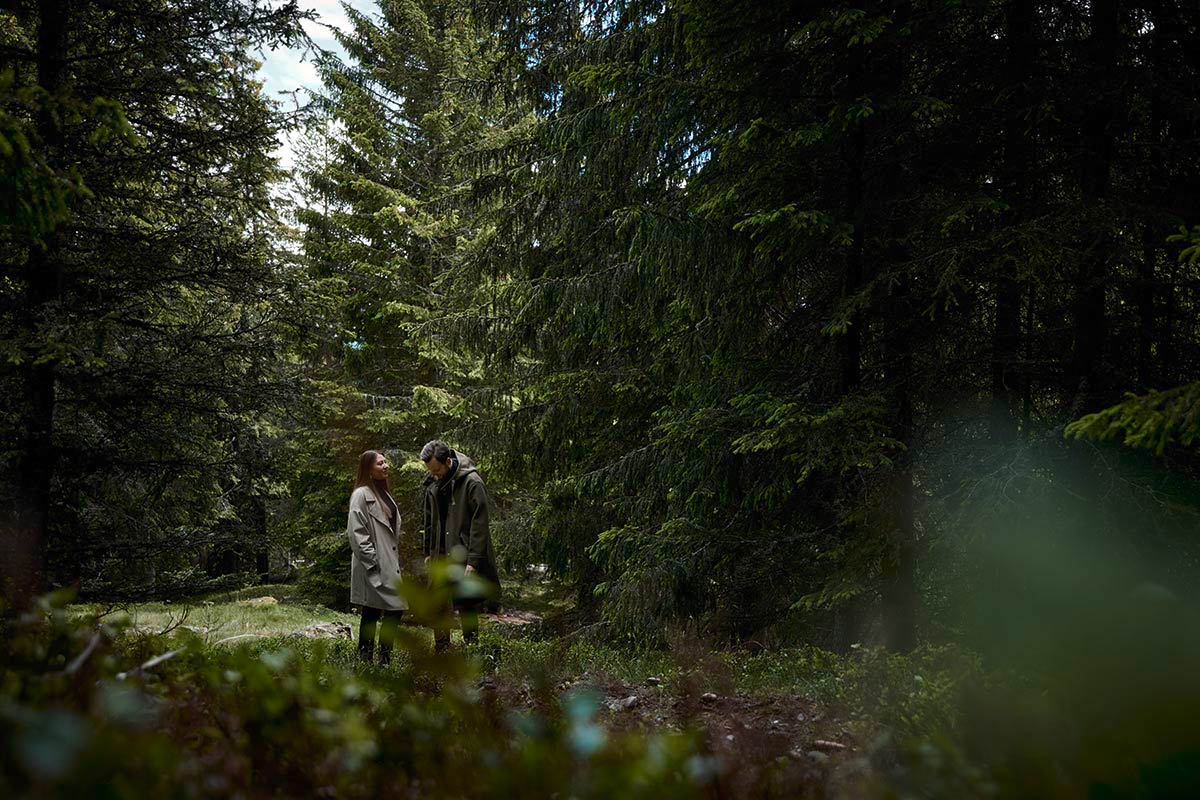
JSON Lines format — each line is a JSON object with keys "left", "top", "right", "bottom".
{"left": 480, "top": 668, "right": 871, "bottom": 797}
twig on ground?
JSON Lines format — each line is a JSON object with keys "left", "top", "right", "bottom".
{"left": 559, "top": 620, "right": 611, "bottom": 641}
{"left": 156, "top": 606, "right": 192, "bottom": 636}
{"left": 212, "top": 633, "right": 267, "bottom": 646}
{"left": 92, "top": 603, "right": 120, "bottom": 621}
{"left": 44, "top": 630, "right": 104, "bottom": 679}
{"left": 813, "top": 740, "right": 848, "bottom": 751}
{"left": 116, "top": 649, "right": 184, "bottom": 681}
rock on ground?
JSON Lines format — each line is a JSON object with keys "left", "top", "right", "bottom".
{"left": 291, "top": 622, "right": 353, "bottom": 639}
{"left": 481, "top": 609, "right": 541, "bottom": 625}
{"left": 239, "top": 596, "right": 279, "bottom": 606}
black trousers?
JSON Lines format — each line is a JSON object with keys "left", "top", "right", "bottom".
{"left": 358, "top": 606, "right": 404, "bottom": 664}
{"left": 433, "top": 597, "right": 483, "bottom": 650}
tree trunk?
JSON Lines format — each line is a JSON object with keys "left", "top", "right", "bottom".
{"left": 1022, "top": 288, "right": 1035, "bottom": 433}
{"left": 881, "top": 275, "right": 917, "bottom": 652}
{"left": 991, "top": 0, "right": 1037, "bottom": 440}
{"left": 1070, "top": 0, "right": 1119, "bottom": 412}
{"left": 839, "top": 120, "right": 864, "bottom": 395}
{"left": 253, "top": 497, "right": 270, "bottom": 582}
{"left": 4, "top": 0, "right": 70, "bottom": 609}
{"left": 1137, "top": 222, "right": 1158, "bottom": 391}
{"left": 1136, "top": 0, "right": 1170, "bottom": 392}
{"left": 874, "top": 6, "right": 917, "bottom": 650}
{"left": 833, "top": 52, "right": 866, "bottom": 643}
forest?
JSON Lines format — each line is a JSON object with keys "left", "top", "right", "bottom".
{"left": 3, "top": 0, "right": 1200, "bottom": 797}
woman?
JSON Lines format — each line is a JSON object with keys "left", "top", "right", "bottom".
{"left": 347, "top": 449, "right": 406, "bottom": 663}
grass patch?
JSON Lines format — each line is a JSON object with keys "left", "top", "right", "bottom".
{"left": 71, "top": 594, "right": 357, "bottom": 641}
{"left": 502, "top": 576, "right": 576, "bottom": 617}
{"left": 468, "top": 630, "right": 977, "bottom": 741}
{"left": 68, "top": 587, "right": 972, "bottom": 744}
{"left": 469, "top": 629, "right": 674, "bottom": 685}
{"left": 720, "top": 647, "right": 848, "bottom": 699}
{"left": 194, "top": 583, "right": 309, "bottom": 603}
{"left": 70, "top": 591, "right": 490, "bottom": 658}
{"left": 468, "top": 632, "right": 849, "bottom": 698}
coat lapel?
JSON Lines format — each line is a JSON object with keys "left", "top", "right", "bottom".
{"left": 364, "top": 494, "right": 395, "bottom": 532}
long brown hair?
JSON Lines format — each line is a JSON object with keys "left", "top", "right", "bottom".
{"left": 354, "top": 450, "right": 392, "bottom": 498}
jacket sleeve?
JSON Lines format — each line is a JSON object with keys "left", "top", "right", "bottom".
{"left": 422, "top": 485, "right": 433, "bottom": 557}
{"left": 465, "top": 478, "right": 491, "bottom": 569}
{"left": 347, "top": 490, "right": 380, "bottom": 573}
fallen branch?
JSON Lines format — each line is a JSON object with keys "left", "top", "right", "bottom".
{"left": 559, "top": 620, "right": 610, "bottom": 641}
{"left": 212, "top": 633, "right": 267, "bottom": 646}
{"left": 116, "top": 648, "right": 183, "bottom": 681}
{"left": 43, "top": 631, "right": 104, "bottom": 679}
{"left": 92, "top": 603, "right": 121, "bottom": 621}
{"left": 156, "top": 606, "right": 192, "bottom": 636}
{"left": 64, "top": 631, "right": 103, "bottom": 675}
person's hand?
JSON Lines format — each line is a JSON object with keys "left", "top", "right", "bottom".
{"left": 464, "top": 564, "right": 476, "bottom": 577}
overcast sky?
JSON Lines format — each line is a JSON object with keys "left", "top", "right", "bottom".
{"left": 255, "top": 0, "right": 377, "bottom": 170}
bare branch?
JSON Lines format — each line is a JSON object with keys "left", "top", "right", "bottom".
{"left": 46, "top": 631, "right": 104, "bottom": 678}
{"left": 116, "top": 648, "right": 184, "bottom": 681}
{"left": 155, "top": 606, "right": 192, "bottom": 636}
{"left": 212, "top": 633, "right": 267, "bottom": 646}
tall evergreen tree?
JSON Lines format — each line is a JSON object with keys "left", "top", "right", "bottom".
{"left": 287, "top": 0, "right": 529, "bottom": 605}
{"left": 0, "top": 0, "right": 307, "bottom": 603}
{"left": 441, "top": 0, "right": 1200, "bottom": 647}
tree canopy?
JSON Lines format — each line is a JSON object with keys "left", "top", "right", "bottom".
{"left": 3, "top": 0, "right": 1200, "bottom": 653}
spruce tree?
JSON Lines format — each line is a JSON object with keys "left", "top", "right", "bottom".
{"left": 288, "top": 0, "right": 528, "bottom": 604}
{"left": 0, "top": 0, "right": 307, "bottom": 602}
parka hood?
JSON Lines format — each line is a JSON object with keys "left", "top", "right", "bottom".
{"left": 421, "top": 449, "right": 476, "bottom": 487}
{"left": 454, "top": 452, "right": 476, "bottom": 477}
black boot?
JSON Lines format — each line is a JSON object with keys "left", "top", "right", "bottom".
{"left": 358, "top": 606, "right": 381, "bottom": 662}
{"left": 378, "top": 610, "right": 402, "bottom": 666}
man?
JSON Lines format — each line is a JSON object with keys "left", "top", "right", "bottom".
{"left": 420, "top": 440, "right": 500, "bottom": 646}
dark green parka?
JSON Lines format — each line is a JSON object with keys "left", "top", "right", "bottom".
{"left": 422, "top": 451, "right": 501, "bottom": 594}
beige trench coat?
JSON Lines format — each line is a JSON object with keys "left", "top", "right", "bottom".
{"left": 347, "top": 486, "right": 407, "bottom": 611}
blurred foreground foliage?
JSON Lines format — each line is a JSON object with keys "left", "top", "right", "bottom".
{"left": 7, "top": 576, "right": 1200, "bottom": 799}
{"left": 1, "top": 588, "right": 709, "bottom": 800}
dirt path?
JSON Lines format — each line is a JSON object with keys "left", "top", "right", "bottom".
{"left": 474, "top": 602, "right": 876, "bottom": 796}
{"left": 479, "top": 668, "right": 873, "bottom": 798}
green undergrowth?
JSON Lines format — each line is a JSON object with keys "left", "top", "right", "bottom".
{"left": 70, "top": 593, "right": 358, "bottom": 643}
{"left": 468, "top": 628, "right": 975, "bottom": 741}
{"left": 69, "top": 588, "right": 979, "bottom": 744}
{"left": 195, "top": 583, "right": 311, "bottom": 603}
{"left": 20, "top": 587, "right": 981, "bottom": 799}
{"left": 33, "top": 581, "right": 1200, "bottom": 799}
{"left": 469, "top": 632, "right": 673, "bottom": 686}
{"left": 5, "top": 590, "right": 713, "bottom": 800}
{"left": 501, "top": 577, "right": 578, "bottom": 618}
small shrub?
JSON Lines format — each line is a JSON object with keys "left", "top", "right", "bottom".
{"left": 293, "top": 532, "right": 352, "bottom": 610}
{"left": 836, "top": 644, "right": 982, "bottom": 740}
